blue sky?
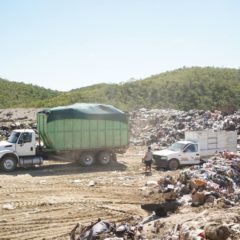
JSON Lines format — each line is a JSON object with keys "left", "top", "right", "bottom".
{"left": 0, "top": 0, "right": 239, "bottom": 91}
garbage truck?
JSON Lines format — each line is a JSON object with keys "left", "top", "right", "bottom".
{"left": 153, "top": 130, "right": 237, "bottom": 170}
{"left": 0, "top": 103, "right": 129, "bottom": 172}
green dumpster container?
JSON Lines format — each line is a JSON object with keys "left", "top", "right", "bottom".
{"left": 37, "top": 103, "right": 129, "bottom": 165}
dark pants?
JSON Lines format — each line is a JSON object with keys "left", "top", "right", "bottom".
{"left": 145, "top": 160, "right": 152, "bottom": 167}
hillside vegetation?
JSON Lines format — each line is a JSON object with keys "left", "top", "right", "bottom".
{"left": 0, "top": 78, "right": 59, "bottom": 108}
{"left": 1, "top": 67, "right": 240, "bottom": 112}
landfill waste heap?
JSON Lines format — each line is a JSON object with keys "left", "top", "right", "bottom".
{"left": 0, "top": 108, "right": 239, "bottom": 147}
{"left": 130, "top": 109, "right": 240, "bottom": 147}
{"left": 69, "top": 151, "right": 240, "bottom": 239}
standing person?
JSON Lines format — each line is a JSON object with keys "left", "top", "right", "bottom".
{"left": 143, "top": 146, "right": 153, "bottom": 173}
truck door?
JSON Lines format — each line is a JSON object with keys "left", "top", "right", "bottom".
{"left": 180, "top": 143, "right": 200, "bottom": 165}
{"left": 16, "top": 132, "right": 35, "bottom": 156}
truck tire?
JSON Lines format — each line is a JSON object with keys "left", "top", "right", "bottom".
{"left": 168, "top": 159, "right": 179, "bottom": 170}
{"left": 1, "top": 155, "right": 17, "bottom": 172}
{"left": 80, "top": 152, "right": 95, "bottom": 166}
{"left": 97, "top": 151, "right": 112, "bottom": 165}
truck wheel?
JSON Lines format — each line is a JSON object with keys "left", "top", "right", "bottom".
{"left": 168, "top": 159, "right": 179, "bottom": 170}
{"left": 1, "top": 156, "right": 17, "bottom": 172}
{"left": 97, "top": 151, "right": 112, "bottom": 165}
{"left": 80, "top": 153, "right": 95, "bottom": 166}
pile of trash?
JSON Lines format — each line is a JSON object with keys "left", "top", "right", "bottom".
{"left": 130, "top": 109, "right": 240, "bottom": 146}
{"left": 158, "top": 210, "right": 240, "bottom": 240}
{"left": 70, "top": 217, "right": 147, "bottom": 240}
{"left": 69, "top": 212, "right": 240, "bottom": 240}
{"left": 69, "top": 151, "right": 240, "bottom": 239}
{"left": 139, "top": 151, "right": 240, "bottom": 239}
{"left": 141, "top": 151, "right": 240, "bottom": 213}
{"left": 0, "top": 109, "right": 38, "bottom": 139}
{"left": 174, "top": 151, "right": 240, "bottom": 208}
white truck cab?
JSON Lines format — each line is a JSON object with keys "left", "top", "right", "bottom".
{"left": 0, "top": 129, "right": 42, "bottom": 172}
{"left": 153, "top": 130, "right": 237, "bottom": 170}
{"left": 153, "top": 140, "right": 200, "bottom": 170}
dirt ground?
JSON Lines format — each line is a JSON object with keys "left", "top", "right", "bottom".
{"left": 1, "top": 147, "right": 240, "bottom": 240}
{"left": 0, "top": 147, "right": 154, "bottom": 240}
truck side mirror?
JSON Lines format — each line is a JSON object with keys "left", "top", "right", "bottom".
{"left": 18, "top": 139, "right": 24, "bottom": 145}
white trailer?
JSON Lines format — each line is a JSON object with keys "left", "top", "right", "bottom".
{"left": 185, "top": 130, "right": 237, "bottom": 157}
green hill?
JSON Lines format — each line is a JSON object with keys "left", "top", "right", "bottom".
{"left": 0, "top": 78, "right": 60, "bottom": 108}
{"left": 1, "top": 67, "right": 240, "bottom": 112}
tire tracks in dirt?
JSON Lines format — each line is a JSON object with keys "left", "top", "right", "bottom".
{"left": 0, "top": 155, "right": 147, "bottom": 239}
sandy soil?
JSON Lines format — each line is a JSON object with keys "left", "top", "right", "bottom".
{"left": 0, "top": 147, "right": 156, "bottom": 240}
{"left": 1, "top": 148, "right": 240, "bottom": 240}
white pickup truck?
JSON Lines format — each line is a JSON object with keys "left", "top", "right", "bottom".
{"left": 153, "top": 130, "right": 237, "bottom": 170}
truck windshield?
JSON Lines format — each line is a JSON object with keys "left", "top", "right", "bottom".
{"left": 8, "top": 132, "right": 21, "bottom": 143}
{"left": 169, "top": 142, "right": 186, "bottom": 151}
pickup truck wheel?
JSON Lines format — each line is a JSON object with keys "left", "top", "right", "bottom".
{"left": 168, "top": 159, "right": 179, "bottom": 170}
{"left": 1, "top": 156, "right": 17, "bottom": 172}
{"left": 80, "top": 153, "right": 95, "bottom": 166}
{"left": 97, "top": 151, "right": 112, "bottom": 165}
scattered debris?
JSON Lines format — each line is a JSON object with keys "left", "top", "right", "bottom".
{"left": 0, "top": 109, "right": 38, "bottom": 140}
{"left": 72, "top": 179, "right": 82, "bottom": 184}
{"left": 70, "top": 218, "right": 137, "bottom": 240}
{"left": 2, "top": 203, "right": 15, "bottom": 210}
{"left": 88, "top": 180, "right": 96, "bottom": 187}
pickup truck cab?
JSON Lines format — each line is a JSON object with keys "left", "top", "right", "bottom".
{"left": 153, "top": 130, "right": 237, "bottom": 170}
{"left": 153, "top": 140, "right": 200, "bottom": 170}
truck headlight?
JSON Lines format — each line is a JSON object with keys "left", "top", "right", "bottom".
{"left": 160, "top": 156, "right": 168, "bottom": 160}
